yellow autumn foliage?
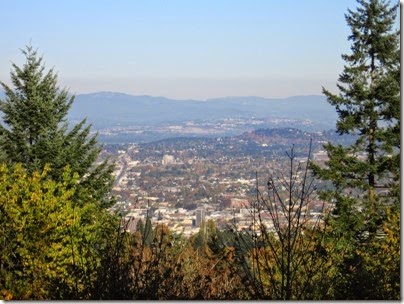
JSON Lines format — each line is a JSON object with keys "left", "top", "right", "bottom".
{"left": 0, "top": 163, "right": 107, "bottom": 299}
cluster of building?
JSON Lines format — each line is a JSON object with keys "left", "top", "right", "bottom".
{"left": 104, "top": 137, "right": 331, "bottom": 237}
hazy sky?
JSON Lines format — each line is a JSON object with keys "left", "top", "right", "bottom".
{"left": 0, "top": 0, "right": 400, "bottom": 100}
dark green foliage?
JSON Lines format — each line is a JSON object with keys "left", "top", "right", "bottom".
{"left": 91, "top": 216, "right": 134, "bottom": 300}
{"left": 143, "top": 216, "right": 154, "bottom": 246}
{"left": 0, "top": 46, "right": 115, "bottom": 208}
{"left": 313, "top": 0, "right": 399, "bottom": 241}
{"left": 311, "top": 0, "right": 400, "bottom": 300}
{"left": 136, "top": 218, "right": 145, "bottom": 235}
{"left": 317, "top": 0, "right": 399, "bottom": 203}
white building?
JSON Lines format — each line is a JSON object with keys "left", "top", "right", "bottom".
{"left": 162, "top": 154, "right": 175, "bottom": 165}
{"left": 195, "top": 208, "right": 206, "bottom": 227}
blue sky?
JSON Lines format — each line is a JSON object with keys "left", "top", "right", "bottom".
{"left": 0, "top": 0, "right": 400, "bottom": 99}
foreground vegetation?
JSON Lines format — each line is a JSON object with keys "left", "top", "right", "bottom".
{"left": 0, "top": 0, "right": 400, "bottom": 300}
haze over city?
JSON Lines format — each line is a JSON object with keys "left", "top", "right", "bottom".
{"left": 0, "top": 0, "right": 384, "bottom": 100}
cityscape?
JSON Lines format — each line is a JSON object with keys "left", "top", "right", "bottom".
{"left": 103, "top": 127, "right": 341, "bottom": 237}
{"left": 0, "top": 0, "right": 399, "bottom": 300}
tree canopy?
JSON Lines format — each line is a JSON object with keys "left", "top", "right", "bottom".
{"left": 0, "top": 46, "right": 115, "bottom": 208}
{"left": 311, "top": 0, "right": 400, "bottom": 299}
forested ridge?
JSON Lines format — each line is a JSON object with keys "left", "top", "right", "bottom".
{"left": 0, "top": 0, "right": 400, "bottom": 300}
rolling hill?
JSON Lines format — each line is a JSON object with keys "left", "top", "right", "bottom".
{"left": 68, "top": 92, "right": 337, "bottom": 130}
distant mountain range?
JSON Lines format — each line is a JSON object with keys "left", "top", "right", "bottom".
{"left": 0, "top": 90, "right": 338, "bottom": 131}
{"left": 67, "top": 92, "right": 337, "bottom": 130}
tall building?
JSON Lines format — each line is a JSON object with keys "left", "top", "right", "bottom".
{"left": 195, "top": 208, "right": 206, "bottom": 227}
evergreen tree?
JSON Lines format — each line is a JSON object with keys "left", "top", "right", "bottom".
{"left": 312, "top": 0, "right": 400, "bottom": 239}
{"left": 311, "top": 0, "right": 400, "bottom": 299}
{"left": 0, "top": 46, "right": 115, "bottom": 208}
{"left": 143, "top": 216, "right": 154, "bottom": 246}
{"left": 136, "top": 218, "right": 145, "bottom": 235}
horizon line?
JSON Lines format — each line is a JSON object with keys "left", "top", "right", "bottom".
{"left": 70, "top": 90, "right": 325, "bottom": 102}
